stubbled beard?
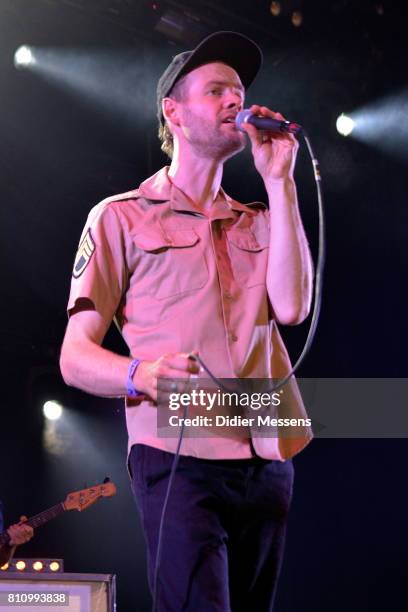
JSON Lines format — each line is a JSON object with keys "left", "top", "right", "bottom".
{"left": 181, "top": 107, "right": 245, "bottom": 161}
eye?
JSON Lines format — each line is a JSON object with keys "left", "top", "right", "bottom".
{"left": 208, "top": 89, "right": 222, "bottom": 96}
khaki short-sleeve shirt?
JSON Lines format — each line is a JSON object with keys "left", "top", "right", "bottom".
{"left": 67, "top": 166, "right": 312, "bottom": 460}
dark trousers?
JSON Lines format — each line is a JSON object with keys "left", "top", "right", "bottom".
{"left": 129, "top": 444, "right": 294, "bottom": 612}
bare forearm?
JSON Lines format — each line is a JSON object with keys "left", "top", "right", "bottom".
{"left": 60, "top": 334, "right": 199, "bottom": 402}
{"left": 60, "top": 337, "right": 131, "bottom": 398}
{"left": 265, "top": 177, "right": 313, "bottom": 324}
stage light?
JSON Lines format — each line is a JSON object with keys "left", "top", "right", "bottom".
{"left": 33, "top": 561, "right": 44, "bottom": 571}
{"left": 270, "top": 1, "right": 281, "bottom": 16}
{"left": 15, "top": 561, "right": 26, "bottom": 571}
{"left": 49, "top": 561, "right": 60, "bottom": 572}
{"left": 1, "top": 559, "right": 64, "bottom": 573}
{"left": 291, "top": 10, "right": 303, "bottom": 27}
{"left": 43, "top": 400, "right": 63, "bottom": 421}
{"left": 336, "top": 113, "right": 355, "bottom": 136}
{"left": 14, "top": 45, "right": 35, "bottom": 68}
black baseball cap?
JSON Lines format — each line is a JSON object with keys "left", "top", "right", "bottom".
{"left": 157, "top": 30, "right": 263, "bottom": 126}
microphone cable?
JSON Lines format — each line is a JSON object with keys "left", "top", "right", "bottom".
{"left": 151, "top": 129, "right": 325, "bottom": 612}
{"left": 151, "top": 399, "right": 188, "bottom": 612}
{"left": 196, "top": 131, "right": 324, "bottom": 395}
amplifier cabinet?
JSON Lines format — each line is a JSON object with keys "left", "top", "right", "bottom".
{"left": 0, "top": 572, "right": 116, "bottom": 611}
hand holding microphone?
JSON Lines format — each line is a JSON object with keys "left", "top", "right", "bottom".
{"left": 237, "top": 104, "right": 301, "bottom": 181}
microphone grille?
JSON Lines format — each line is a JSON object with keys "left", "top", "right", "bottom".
{"left": 235, "top": 109, "right": 252, "bottom": 131}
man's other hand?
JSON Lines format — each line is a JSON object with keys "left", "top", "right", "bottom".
{"left": 133, "top": 352, "right": 200, "bottom": 402}
{"left": 7, "top": 516, "right": 34, "bottom": 547}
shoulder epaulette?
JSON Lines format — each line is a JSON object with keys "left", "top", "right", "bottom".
{"left": 99, "top": 188, "right": 142, "bottom": 206}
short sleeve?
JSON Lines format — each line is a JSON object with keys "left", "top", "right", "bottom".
{"left": 67, "top": 202, "right": 128, "bottom": 323}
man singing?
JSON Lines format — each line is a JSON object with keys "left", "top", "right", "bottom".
{"left": 60, "top": 31, "right": 313, "bottom": 610}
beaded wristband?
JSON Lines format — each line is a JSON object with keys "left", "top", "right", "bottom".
{"left": 126, "top": 358, "right": 143, "bottom": 398}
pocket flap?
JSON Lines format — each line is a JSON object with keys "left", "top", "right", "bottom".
{"left": 132, "top": 229, "right": 199, "bottom": 252}
{"left": 226, "top": 228, "right": 269, "bottom": 251}
{"left": 165, "top": 229, "right": 200, "bottom": 248}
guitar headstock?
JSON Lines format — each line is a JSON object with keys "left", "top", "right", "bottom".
{"left": 63, "top": 481, "right": 117, "bottom": 512}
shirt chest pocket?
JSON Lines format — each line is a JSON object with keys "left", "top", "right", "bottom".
{"left": 131, "top": 228, "right": 208, "bottom": 300}
{"left": 225, "top": 227, "right": 269, "bottom": 288}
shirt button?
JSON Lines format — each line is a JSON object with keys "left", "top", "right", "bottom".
{"left": 229, "top": 333, "right": 238, "bottom": 342}
{"left": 224, "top": 291, "right": 232, "bottom": 300}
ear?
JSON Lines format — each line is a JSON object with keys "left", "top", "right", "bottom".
{"left": 162, "top": 97, "right": 181, "bottom": 129}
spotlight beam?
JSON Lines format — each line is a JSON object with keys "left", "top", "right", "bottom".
{"left": 340, "top": 90, "right": 408, "bottom": 163}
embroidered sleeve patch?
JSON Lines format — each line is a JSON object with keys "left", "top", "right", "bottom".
{"left": 73, "top": 229, "right": 95, "bottom": 278}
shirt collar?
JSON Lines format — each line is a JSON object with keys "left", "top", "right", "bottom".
{"left": 136, "top": 166, "right": 262, "bottom": 218}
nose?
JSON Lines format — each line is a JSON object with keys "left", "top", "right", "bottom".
{"left": 223, "top": 89, "right": 243, "bottom": 110}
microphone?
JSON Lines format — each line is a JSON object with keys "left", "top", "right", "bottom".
{"left": 236, "top": 109, "right": 302, "bottom": 135}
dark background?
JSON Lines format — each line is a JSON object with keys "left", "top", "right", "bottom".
{"left": 0, "top": 1, "right": 407, "bottom": 610}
